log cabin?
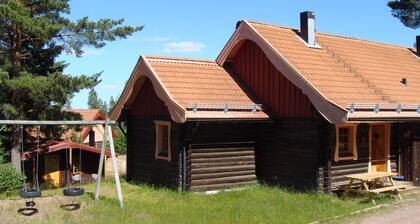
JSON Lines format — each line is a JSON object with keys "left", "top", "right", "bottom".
{"left": 110, "top": 11, "right": 420, "bottom": 192}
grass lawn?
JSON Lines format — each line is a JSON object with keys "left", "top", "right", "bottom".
{"left": 0, "top": 180, "right": 390, "bottom": 224}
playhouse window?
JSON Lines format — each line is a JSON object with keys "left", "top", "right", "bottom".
{"left": 155, "top": 121, "right": 171, "bottom": 161}
{"left": 334, "top": 124, "right": 358, "bottom": 161}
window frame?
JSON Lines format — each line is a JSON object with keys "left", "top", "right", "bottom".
{"left": 154, "top": 120, "right": 172, "bottom": 161}
{"left": 334, "top": 124, "right": 358, "bottom": 162}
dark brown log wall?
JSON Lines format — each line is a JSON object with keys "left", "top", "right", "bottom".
{"left": 188, "top": 143, "right": 257, "bottom": 192}
{"left": 256, "top": 119, "right": 322, "bottom": 190}
{"left": 185, "top": 122, "right": 261, "bottom": 191}
{"left": 126, "top": 117, "right": 183, "bottom": 188}
{"left": 229, "top": 40, "right": 314, "bottom": 118}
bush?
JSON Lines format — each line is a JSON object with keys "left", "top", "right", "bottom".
{"left": 0, "top": 163, "right": 24, "bottom": 193}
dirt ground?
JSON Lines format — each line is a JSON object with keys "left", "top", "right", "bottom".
{"left": 347, "top": 200, "right": 420, "bottom": 224}
{"left": 0, "top": 195, "right": 88, "bottom": 224}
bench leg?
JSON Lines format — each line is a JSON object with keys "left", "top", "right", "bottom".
{"left": 389, "top": 177, "right": 403, "bottom": 201}
{"left": 343, "top": 179, "right": 354, "bottom": 198}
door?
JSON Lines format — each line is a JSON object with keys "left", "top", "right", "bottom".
{"left": 370, "top": 124, "right": 390, "bottom": 172}
{"left": 43, "top": 154, "right": 60, "bottom": 187}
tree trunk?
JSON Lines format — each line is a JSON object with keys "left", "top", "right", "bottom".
{"left": 11, "top": 23, "right": 22, "bottom": 78}
{"left": 11, "top": 128, "right": 22, "bottom": 174}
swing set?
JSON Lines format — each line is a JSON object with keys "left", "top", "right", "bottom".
{"left": 0, "top": 119, "right": 123, "bottom": 215}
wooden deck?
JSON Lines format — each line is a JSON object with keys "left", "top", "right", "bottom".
{"left": 394, "top": 180, "right": 420, "bottom": 192}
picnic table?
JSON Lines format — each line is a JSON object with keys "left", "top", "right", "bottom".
{"left": 342, "top": 172, "right": 404, "bottom": 205}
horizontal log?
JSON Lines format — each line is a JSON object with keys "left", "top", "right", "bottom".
{"left": 191, "top": 160, "right": 255, "bottom": 169}
{"left": 190, "top": 180, "right": 256, "bottom": 192}
{"left": 191, "top": 155, "right": 255, "bottom": 163}
{"left": 190, "top": 150, "right": 254, "bottom": 159}
{"left": 331, "top": 162, "right": 369, "bottom": 171}
{"left": 191, "top": 165, "right": 256, "bottom": 174}
{"left": 190, "top": 147, "right": 254, "bottom": 153}
{"left": 191, "top": 175, "right": 256, "bottom": 186}
{"left": 191, "top": 170, "right": 256, "bottom": 180}
{"left": 330, "top": 167, "right": 368, "bottom": 177}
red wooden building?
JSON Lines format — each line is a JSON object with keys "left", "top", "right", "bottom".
{"left": 111, "top": 12, "right": 420, "bottom": 192}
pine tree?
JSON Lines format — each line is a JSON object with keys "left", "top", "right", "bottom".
{"left": 0, "top": 1, "right": 143, "bottom": 171}
{"left": 388, "top": 0, "right": 420, "bottom": 29}
{"left": 88, "top": 89, "right": 108, "bottom": 115}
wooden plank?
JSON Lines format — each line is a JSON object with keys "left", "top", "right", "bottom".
{"left": 190, "top": 180, "right": 256, "bottom": 192}
{"left": 331, "top": 162, "right": 369, "bottom": 171}
{"left": 345, "top": 172, "right": 398, "bottom": 181}
{"left": 191, "top": 165, "right": 256, "bottom": 174}
{"left": 369, "top": 185, "right": 405, "bottom": 194}
{"left": 331, "top": 167, "right": 368, "bottom": 176}
{"left": 191, "top": 161, "right": 254, "bottom": 169}
{"left": 191, "top": 175, "right": 256, "bottom": 186}
{"left": 190, "top": 150, "right": 254, "bottom": 159}
{"left": 191, "top": 155, "right": 255, "bottom": 163}
{"left": 191, "top": 170, "right": 255, "bottom": 180}
{"left": 190, "top": 147, "right": 255, "bottom": 153}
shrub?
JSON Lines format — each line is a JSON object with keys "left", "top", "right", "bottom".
{"left": 0, "top": 163, "right": 24, "bottom": 193}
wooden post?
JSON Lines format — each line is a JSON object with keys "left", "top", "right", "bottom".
{"left": 94, "top": 119, "right": 124, "bottom": 208}
{"left": 95, "top": 121, "right": 108, "bottom": 201}
{"left": 69, "top": 146, "right": 73, "bottom": 174}
{"left": 107, "top": 123, "right": 124, "bottom": 208}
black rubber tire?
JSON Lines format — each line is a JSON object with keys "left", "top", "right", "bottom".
{"left": 25, "top": 201, "right": 36, "bottom": 207}
{"left": 17, "top": 207, "right": 38, "bottom": 216}
{"left": 63, "top": 187, "right": 85, "bottom": 196}
{"left": 20, "top": 189, "right": 41, "bottom": 199}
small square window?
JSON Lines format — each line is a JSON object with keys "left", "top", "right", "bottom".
{"left": 334, "top": 125, "right": 358, "bottom": 161}
{"left": 155, "top": 121, "right": 171, "bottom": 161}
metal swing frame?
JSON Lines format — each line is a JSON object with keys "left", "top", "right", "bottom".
{"left": 0, "top": 119, "right": 124, "bottom": 208}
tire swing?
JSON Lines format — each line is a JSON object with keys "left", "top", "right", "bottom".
{"left": 18, "top": 126, "right": 41, "bottom": 216}
{"left": 61, "top": 146, "right": 84, "bottom": 211}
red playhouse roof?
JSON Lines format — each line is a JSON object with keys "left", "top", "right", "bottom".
{"left": 23, "top": 140, "right": 114, "bottom": 160}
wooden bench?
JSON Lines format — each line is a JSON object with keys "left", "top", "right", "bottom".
{"left": 369, "top": 185, "right": 404, "bottom": 194}
{"left": 343, "top": 172, "right": 403, "bottom": 205}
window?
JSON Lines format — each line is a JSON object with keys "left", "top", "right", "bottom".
{"left": 155, "top": 121, "right": 171, "bottom": 161}
{"left": 334, "top": 124, "right": 358, "bottom": 161}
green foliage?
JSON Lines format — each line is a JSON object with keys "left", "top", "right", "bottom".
{"left": 69, "top": 130, "right": 83, "bottom": 144}
{"left": 0, "top": 0, "right": 142, "bottom": 168}
{"left": 88, "top": 89, "right": 108, "bottom": 115}
{"left": 0, "top": 163, "right": 24, "bottom": 193}
{"left": 0, "top": 126, "right": 11, "bottom": 164}
{"left": 113, "top": 126, "right": 127, "bottom": 155}
{"left": 0, "top": 0, "right": 142, "bottom": 120}
{"left": 388, "top": 0, "right": 420, "bottom": 29}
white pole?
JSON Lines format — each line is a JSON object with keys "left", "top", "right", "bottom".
{"left": 94, "top": 121, "right": 108, "bottom": 201}
{"left": 107, "top": 122, "right": 124, "bottom": 208}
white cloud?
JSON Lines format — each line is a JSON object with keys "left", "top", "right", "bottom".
{"left": 82, "top": 49, "right": 105, "bottom": 56}
{"left": 141, "top": 36, "right": 171, "bottom": 42}
{"left": 163, "top": 41, "right": 206, "bottom": 53}
{"left": 100, "top": 84, "right": 117, "bottom": 90}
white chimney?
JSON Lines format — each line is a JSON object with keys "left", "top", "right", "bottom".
{"left": 300, "top": 11, "right": 316, "bottom": 46}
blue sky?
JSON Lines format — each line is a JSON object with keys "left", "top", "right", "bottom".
{"left": 61, "top": 0, "right": 419, "bottom": 109}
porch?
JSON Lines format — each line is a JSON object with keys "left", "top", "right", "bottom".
{"left": 319, "top": 122, "right": 420, "bottom": 192}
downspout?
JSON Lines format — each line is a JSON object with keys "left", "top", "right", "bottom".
{"left": 181, "top": 121, "right": 200, "bottom": 192}
{"left": 118, "top": 121, "right": 127, "bottom": 138}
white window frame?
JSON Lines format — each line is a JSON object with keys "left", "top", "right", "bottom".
{"left": 154, "top": 120, "right": 172, "bottom": 161}
{"left": 334, "top": 124, "right": 358, "bottom": 162}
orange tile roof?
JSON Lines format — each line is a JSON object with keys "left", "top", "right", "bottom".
{"left": 66, "top": 109, "right": 104, "bottom": 121}
{"left": 110, "top": 56, "right": 269, "bottom": 122}
{"left": 246, "top": 21, "right": 420, "bottom": 108}
{"left": 146, "top": 56, "right": 261, "bottom": 108}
